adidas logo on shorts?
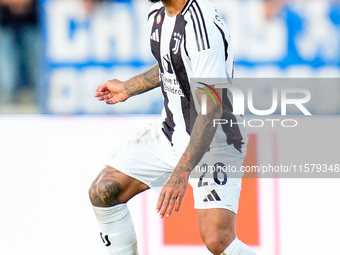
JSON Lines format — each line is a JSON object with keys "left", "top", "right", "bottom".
{"left": 203, "top": 189, "right": 221, "bottom": 202}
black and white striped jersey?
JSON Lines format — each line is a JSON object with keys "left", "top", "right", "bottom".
{"left": 148, "top": 0, "right": 246, "bottom": 154}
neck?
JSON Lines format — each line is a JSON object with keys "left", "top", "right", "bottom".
{"left": 162, "top": 0, "right": 188, "bottom": 17}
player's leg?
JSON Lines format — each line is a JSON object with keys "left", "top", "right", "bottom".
{"left": 89, "top": 120, "right": 176, "bottom": 255}
{"left": 89, "top": 165, "right": 149, "bottom": 255}
{"left": 198, "top": 208, "right": 255, "bottom": 255}
{"left": 191, "top": 144, "right": 255, "bottom": 255}
{"left": 198, "top": 208, "right": 235, "bottom": 254}
{"left": 89, "top": 165, "right": 149, "bottom": 207}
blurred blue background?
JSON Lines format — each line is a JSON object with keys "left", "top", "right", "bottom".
{"left": 0, "top": 0, "right": 339, "bottom": 114}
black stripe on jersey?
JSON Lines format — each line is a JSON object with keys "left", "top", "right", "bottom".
{"left": 150, "top": 7, "right": 176, "bottom": 143}
{"left": 187, "top": 1, "right": 210, "bottom": 52}
{"left": 183, "top": 31, "right": 190, "bottom": 59}
{"left": 213, "top": 20, "right": 242, "bottom": 152}
{"left": 148, "top": 9, "right": 159, "bottom": 21}
{"left": 170, "top": 14, "right": 197, "bottom": 135}
{"left": 214, "top": 22, "right": 229, "bottom": 61}
{"left": 221, "top": 89, "right": 244, "bottom": 153}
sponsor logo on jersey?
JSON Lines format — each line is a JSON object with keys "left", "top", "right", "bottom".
{"left": 162, "top": 54, "right": 173, "bottom": 74}
{"left": 151, "top": 29, "right": 159, "bottom": 42}
{"left": 161, "top": 73, "right": 184, "bottom": 96}
{"left": 172, "top": 32, "right": 182, "bottom": 54}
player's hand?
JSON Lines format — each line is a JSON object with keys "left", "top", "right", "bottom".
{"left": 94, "top": 79, "right": 130, "bottom": 104}
{"left": 156, "top": 171, "right": 189, "bottom": 218}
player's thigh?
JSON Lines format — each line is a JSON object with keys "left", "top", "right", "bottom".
{"left": 89, "top": 165, "right": 149, "bottom": 207}
{"left": 198, "top": 208, "right": 236, "bottom": 237}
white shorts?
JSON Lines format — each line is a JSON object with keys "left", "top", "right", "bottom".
{"left": 107, "top": 119, "right": 247, "bottom": 213}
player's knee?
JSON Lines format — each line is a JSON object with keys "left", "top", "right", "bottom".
{"left": 88, "top": 176, "right": 122, "bottom": 207}
{"left": 203, "top": 235, "right": 226, "bottom": 255}
{"left": 202, "top": 231, "right": 234, "bottom": 255}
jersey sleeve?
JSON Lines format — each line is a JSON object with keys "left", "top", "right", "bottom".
{"left": 185, "top": 14, "right": 234, "bottom": 79}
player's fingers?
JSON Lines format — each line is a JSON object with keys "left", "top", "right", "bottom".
{"left": 96, "top": 84, "right": 108, "bottom": 92}
{"left": 96, "top": 93, "right": 115, "bottom": 102}
{"left": 165, "top": 195, "right": 177, "bottom": 217}
{"left": 102, "top": 93, "right": 113, "bottom": 100}
{"left": 94, "top": 90, "right": 109, "bottom": 99}
{"left": 158, "top": 192, "right": 172, "bottom": 219}
{"left": 174, "top": 195, "right": 183, "bottom": 213}
{"left": 156, "top": 192, "right": 165, "bottom": 213}
{"left": 95, "top": 95, "right": 106, "bottom": 101}
{"left": 95, "top": 95, "right": 107, "bottom": 101}
{"left": 104, "top": 99, "right": 119, "bottom": 105}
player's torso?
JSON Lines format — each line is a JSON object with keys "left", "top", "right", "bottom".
{"left": 149, "top": 0, "right": 246, "bottom": 153}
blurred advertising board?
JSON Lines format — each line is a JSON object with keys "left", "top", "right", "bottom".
{"left": 39, "top": 0, "right": 340, "bottom": 114}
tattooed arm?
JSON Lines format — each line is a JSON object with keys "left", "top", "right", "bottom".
{"left": 94, "top": 63, "right": 160, "bottom": 104}
{"left": 156, "top": 88, "right": 223, "bottom": 218}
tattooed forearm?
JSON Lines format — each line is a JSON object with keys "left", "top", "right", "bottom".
{"left": 165, "top": 164, "right": 191, "bottom": 187}
{"left": 142, "top": 63, "right": 160, "bottom": 87}
{"left": 164, "top": 176, "right": 188, "bottom": 188}
{"left": 189, "top": 114, "right": 219, "bottom": 169}
{"left": 187, "top": 88, "right": 223, "bottom": 169}
{"left": 174, "top": 100, "right": 222, "bottom": 174}
{"left": 124, "top": 80, "right": 146, "bottom": 96}
{"left": 124, "top": 63, "right": 160, "bottom": 96}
